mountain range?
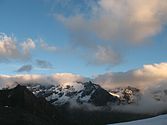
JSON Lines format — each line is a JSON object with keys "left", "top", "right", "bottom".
{"left": 0, "top": 81, "right": 166, "bottom": 125}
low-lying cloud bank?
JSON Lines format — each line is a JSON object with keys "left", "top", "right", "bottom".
{"left": 95, "top": 62, "right": 167, "bottom": 90}
{"left": 0, "top": 62, "right": 167, "bottom": 113}
{"left": 1, "top": 62, "right": 165, "bottom": 91}
{"left": 0, "top": 73, "right": 86, "bottom": 89}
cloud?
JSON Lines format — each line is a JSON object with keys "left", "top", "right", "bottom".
{"left": 55, "top": 0, "right": 167, "bottom": 66}
{"left": 51, "top": 73, "right": 86, "bottom": 84}
{"left": 90, "top": 46, "right": 121, "bottom": 65}
{"left": 94, "top": 62, "right": 167, "bottom": 90}
{"left": 21, "top": 38, "right": 36, "bottom": 56}
{"left": 1, "top": 62, "right": 167, "bottom": 93}
{"left": 12, "top": 62, "right": 167, "bottom": 92}
{"left": 58, "top": 0, "right": 167, "bottom": 42}
{"left": 36, "top": 59, "right": 53, "bottom": 69}
{"left": 16, "top": 64, "right": 33, "bottom": 72}
{"left": 40, "top": 39, "right": 57, "bottom": 52}
{"left": 0, "top": 73, "right": 86, "bottom": 89}
{"left": 0, "top": 33, "right": 36, "bottom": 62}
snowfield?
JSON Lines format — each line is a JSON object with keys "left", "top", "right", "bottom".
{"left": 109, "top": 114, "right": 167, "bottom": 125}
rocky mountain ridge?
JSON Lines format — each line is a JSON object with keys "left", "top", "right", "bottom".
{"left": 0, "top": 83, "right": 166, "bottom": 125}
{"left": 27, "top": 81, "right": 119, "bottom": 106}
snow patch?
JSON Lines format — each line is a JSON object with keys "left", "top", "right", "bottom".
{"left": 108, "top": 114, "right": 167, "bottom": 125}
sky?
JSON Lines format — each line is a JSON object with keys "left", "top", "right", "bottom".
{"left": 0, "top": 0, "right": 167, "bottom": 77}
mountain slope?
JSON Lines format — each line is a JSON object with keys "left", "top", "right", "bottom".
{"left": 27, "top": 81, "right": 119, "bottom": 106}
{"left": 108, "top": 86, "right": 141, "bottom": 104}
{"left": 25, "top": 80, "right": 167, "bottom": 110}
{"left": 0, "top": 84, "right": 67, "bottom": 125}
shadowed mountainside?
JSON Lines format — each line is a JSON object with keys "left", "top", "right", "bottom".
{"left": 0, "top": 84, "right": 162, "bottom": 125}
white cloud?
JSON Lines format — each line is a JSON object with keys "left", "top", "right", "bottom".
{"left": 91, "top": 46, "right": 121, "bottom": 65}
{"left": 94, "top": 62, "right": 167, "bottom": 90}
{"left": 55, "top": 0, "right": 167, "bottom": 66}
{"left": 1, "top": 62, "right": 167, "bottom": 94}
{"left": 40, "top": 39, "right": 57, "bottom": 52}
{"left": 0, "top": 33, "right": 36, "bottom": 62}
{"left": 51, "top": 73, "right": 85, "bottom": 84}
{"left": 59, "top": 0, "right": 167, "bottom": 42}
{"left": 0, "top": 73, "right": 85, "bottom": 89}
{"left": 21, "top": 38, "right": 36, "bottom": 56}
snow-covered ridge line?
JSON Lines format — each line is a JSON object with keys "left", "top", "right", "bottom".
{"left": 0, "top": 72, "right": 167, "bottom": 114}
{"left": 108, "top": 114, "right": 167, "bottom": 125}
{"left": 26, "top": 81, "right": 119, "bottom": 106}
{"left": 24, "top": 81, "right": 167, "bottom": 114}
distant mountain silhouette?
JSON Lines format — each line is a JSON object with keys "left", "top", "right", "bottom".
{"left": 0, "top": 84, "right": 66, "bottom": 125}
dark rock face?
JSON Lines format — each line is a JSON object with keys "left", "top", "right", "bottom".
{"left": 0, "top": 106, "right": 53, "bottom": 125}
{"left": 0, "top": 85, "right": 66, "bottom": 125}
{"left": 90, "top": 87, "right": 118, "bottom": 106}
{"left": 80, "top": 81, "right": 119, "bottom": 106}
{"left": 109, "top": 86, "right": 141, "bottom": 104}
{"left": 81, "top": 81, "right": 97, "bottom": 97}
{"left": 26, "top": 81, "right": 119, "bottom": 106}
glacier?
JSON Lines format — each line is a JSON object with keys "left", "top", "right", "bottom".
{"left": 109, "top": 114, "right": 167, "bottom": 125}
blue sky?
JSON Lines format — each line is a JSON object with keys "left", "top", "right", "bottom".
{"left": 0, "top": 0, "right": 167, "bottom": 77}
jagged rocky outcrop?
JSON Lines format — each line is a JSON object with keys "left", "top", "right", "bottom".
{"left": 0, "top": 84, "right": 66, "bottom": 125}
{"left": 27, "top": 81, "right": 119, "bottom": 106}
{"left": 109, "top": 86, "right": 141, "bottom": 104}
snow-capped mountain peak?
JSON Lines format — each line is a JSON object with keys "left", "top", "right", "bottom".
{"left": 26, "top": 81, "right": 119, "bottom": 106}
{"left": 108, "top": 86, "right": 141, "bottom": 104}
